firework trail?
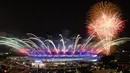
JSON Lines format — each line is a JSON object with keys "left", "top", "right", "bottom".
{"left": 0, "top": 37, "right": 30, "bottom": 55}
{"left": 73, "top": 34, "right": 81, "bottom": 52}
{"left": 59, "top": 34, "right": 66, "bottom": 51}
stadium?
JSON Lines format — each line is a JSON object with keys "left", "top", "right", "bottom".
{"left": 0, "top": 33, "right": 103, "bottom": 68}
{"left": 7, "top": 49, "right": 101, "bottom": 68}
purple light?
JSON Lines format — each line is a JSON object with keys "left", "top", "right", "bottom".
{"left": 29, "top": 53, "right": 101, "bottom": 58}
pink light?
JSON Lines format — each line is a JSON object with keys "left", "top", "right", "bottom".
{"left": 62, "top": 49, "right": 68, "bottom": 54}
{"left": 72, "top": 50, "right": 75, "bottom": 54}
{"left": 56, "top": 49, "right": 60, "bottom": 54}
{"left": 47, "top": 49, "right": 52, "bottom": 54}
{"left": 89, "top": 49, "right": 95, "bottom": 53}
{"left": 81, "top": 48, "right": 86, "bottom": 52}
{"left": 51, "top": 49, "right": 60, "bottom": 54}
{"left": 19, "top": 48, "right": 28, "bottom": 54}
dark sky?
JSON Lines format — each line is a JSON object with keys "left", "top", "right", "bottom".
{"left": 0, "top": 0, "right": 130, "bottom": 58}
{"left": 0, "top": 0, "right": 130, "bottom": 38}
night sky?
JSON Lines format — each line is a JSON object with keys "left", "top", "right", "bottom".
{"left": 0, "top": 0, "right": 130, "bottom": 51}
{"left": 0, "top": 0, "right": 128, "bottom": 36}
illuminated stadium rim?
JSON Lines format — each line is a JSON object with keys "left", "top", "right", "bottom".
{"left": 28, "top": 53, "right": 102, "bottom": 58}
{"left": 30, "top": 57, "right": 99, "bottom": 62}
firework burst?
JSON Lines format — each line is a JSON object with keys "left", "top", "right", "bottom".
{"left": 87, "top": 1, "right": 125, "bottom": 55}
{"left": 88, "top": 1, "right": 124, "bottom": 39}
